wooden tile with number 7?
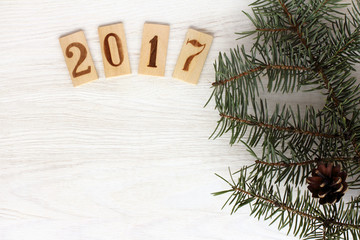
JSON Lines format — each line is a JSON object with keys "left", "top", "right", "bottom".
{"left": 172, "top": 29, "right": 213, "bottom": 85}
{"left": 59, "top": 31, "right": 98, "bottom": 87}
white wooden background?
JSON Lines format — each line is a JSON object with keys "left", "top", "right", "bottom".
{"left": 0, "top": 0, "right": 356, "bottom": 239}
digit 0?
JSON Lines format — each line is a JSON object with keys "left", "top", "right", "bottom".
{"left": 104, "top": 33, "right": 124, "bottom": 67}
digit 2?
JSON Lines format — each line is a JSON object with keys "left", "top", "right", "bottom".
{"left": 104, "top": 33, "right": 124, "bottom": 67}
{"left": 147, "top": 35, "right": 158, "bottom": 68}
{"left": 182, "top": 39, "right": 206, "bottom": 71}
{"left": 65, "top": 42, "right": 91, "bottom": 78}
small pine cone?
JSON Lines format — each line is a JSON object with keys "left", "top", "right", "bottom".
{"left": 306, "top": 163, "right": 348, "bottom": 205}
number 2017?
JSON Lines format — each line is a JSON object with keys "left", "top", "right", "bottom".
{"left": 60, "top": 23, "right": 213, "bottom": 86}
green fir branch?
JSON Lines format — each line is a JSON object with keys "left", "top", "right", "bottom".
{"left": 255, "top": 156, "right": 359, "bottom": 167}
{"left": 214, "top": 168, "right": 360, "bottom": 239}
{"left": 210, "top": 0, "right": 360, "bottom": 239}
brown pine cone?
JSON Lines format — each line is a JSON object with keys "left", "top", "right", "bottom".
{"left": 306, "top": 163, "right": 348, "bottom": 205}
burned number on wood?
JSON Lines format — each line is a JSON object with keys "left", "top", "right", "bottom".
{"left": 65, "top": 42, "right": 91, "bottom": 78}
{"left": 103, "top": 33, "right": 124, "bottom": 67}
{"left": 147, "top": 35, "right": 158, "bottom": 68}
{"left": 182, "top": 39, "right": 206, "bottom": 71}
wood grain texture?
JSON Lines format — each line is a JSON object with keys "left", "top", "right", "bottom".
{"left": 0, "top": 0, "right": 355, "bottom": 240}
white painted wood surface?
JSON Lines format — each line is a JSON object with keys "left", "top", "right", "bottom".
{"left": 0, "top": 0, "right": 356, "bottom": 239}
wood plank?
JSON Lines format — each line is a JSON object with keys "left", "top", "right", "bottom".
{"left": 59, "top": 31, "right": 98, "bottom": 87}
{"left": 172, "top": 29, "right": 213, "bottom": 85}
{"left": 98, "top": 23, "right": 131, "bottom": 78}
{"left": 138, "top": 23, "right": 170, "bottom": 76}
{"left": 1, "top": 1, "right": 325, "bottom": 240}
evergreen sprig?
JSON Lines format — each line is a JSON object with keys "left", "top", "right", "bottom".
{"left": 215, "top": 168, "right": 360, "bottom": 239}
{"left": 210, "top": 0, "right": 360, "bottom": 239}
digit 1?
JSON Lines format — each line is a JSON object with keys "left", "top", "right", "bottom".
{"left": 147, "top": 35, "right": 158, "bottom": 68}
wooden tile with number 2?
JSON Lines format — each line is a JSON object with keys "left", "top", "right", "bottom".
{"left": 59, "top": 31, "right": 98, "bottom": 87}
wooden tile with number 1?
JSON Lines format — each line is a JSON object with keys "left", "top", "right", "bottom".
{"left": 172, "top": 29, "right": 213, "bottom": 85}
{"left": 59, "top": 31, "right": 98, "bottom": 87}
{"left": 138, "top": 23, "right": 170, "bottom": 76}
{"left": 98, "top": 23, "right": 131, "bottom": 78}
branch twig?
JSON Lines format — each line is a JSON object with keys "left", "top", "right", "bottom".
{"left": 233, "top": 186, "right": 360, "bottom": 230}
{"left": 212, "top": 64, "right": 310, "bottom": 86}
{"left": 255, "top": 157, "right": 359, "bottom": 167}
{"left": 220, "top": 113, "right": 340, "bottom": 139}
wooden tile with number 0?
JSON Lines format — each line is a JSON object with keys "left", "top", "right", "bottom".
{"left": 138, "top": 23, "right": 170, "bottom": 76}
{"left": 98, "top": 23, "right": 131, "bottom": 78}
{"left": 59, "top": 31, "right": 98, "bottom": 87}
{"left": 172, "top": 29, "right": 213, "bottom": 84}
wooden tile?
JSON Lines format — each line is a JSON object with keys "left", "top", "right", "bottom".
{"left": 172, "top": 29, "right": 213, "bottom": 85}
{"left": 59, "top": 31, "right": 98, "bottom": 87}
{"left": 138, "top": 23, "right": 170, "bottom": 76}
{"left": 98, "top": 23, "right": 131, "bottom": 78}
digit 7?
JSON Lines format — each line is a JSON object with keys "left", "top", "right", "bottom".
{"left": 172, "top": 29, "right": 213, "bottom": 84}
{"left": 182, "top": 39, "right": 206, "bottom": 71}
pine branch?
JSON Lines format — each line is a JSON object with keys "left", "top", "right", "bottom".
{"left": 212, "top": 66, "right": 263, "bottom": 86}
{"left": 255, "top": 156, "right": 359, "bottom": 167}
{"left": 216, "top": 168, "right": 360, "bottom": 235}
{"left": 256, "top": 28, "right": 290, "bottom": 32}
{"left": 277, "top": 0, "right": 294, "bottom": 24}
{"left": 277, "top": 0, "right": 310, "bottom": 48}
{"left": 210, "top": 1, "right": 360, "bottom": 239}
{"left": 276, "top": 0, "right": 360, "bottom": 164}
{"left": 317, "top": 69, "right": 341, "bottom": 107}
{"left": 248, "top": 140, "right": 360, "bottom": 188}
{"left": 232, "top": 186, "right": 320, "bottom": 222}
{"left": 313, "top": 0, "right": 331, "bottom": 14}
{"left": 276, "top": 0, "right": 356, "bottom": 114}
{"left": 219, "top": 112, "right": 340, "bottom": 139}
{"left": 213, "top": 98, "right": 344, "bottom": 154}
{"left": 212, "top": 64, "right": 310, "bottom": 86}
{"left": 334, "top": 30, "right": 360, "bottom": 58}
{"left": 331, "top": 220, "right": 360, "bottom": 232}
{"left": 216, "top": 172, "right": 360, "bottom": 239}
